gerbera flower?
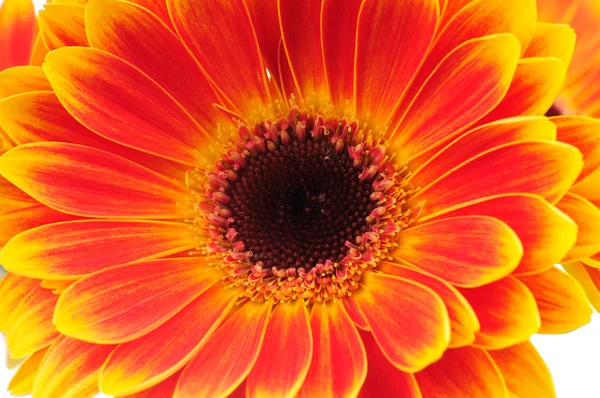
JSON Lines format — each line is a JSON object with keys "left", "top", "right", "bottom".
{"left": 535, "top": 0, "right": 600, "bottom": 313}
{"left": 0, "top": 0, "right": 595, "bottom": 396}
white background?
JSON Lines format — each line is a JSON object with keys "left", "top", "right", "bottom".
{"left": 1, "top": 0, "right": 599, "bottom": 396}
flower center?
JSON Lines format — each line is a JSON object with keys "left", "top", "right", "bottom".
{"left": 190, "top": 107, "right": 418, "bottom": 303}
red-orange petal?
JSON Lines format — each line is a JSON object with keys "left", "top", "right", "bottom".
{"left": 0, "top": 66, "right": 51, "bottom": 100}
{"left": 297, "top": 301, "right": 366, "bottom": 398}
{"left": 393, "top": 215, "right": 522, "bottom": 287}
{"left": 0, "top": 143, "right": 190, "bottom": 218}
{"left": 354, "top": 0, "right": 438, "bottom": 125}
{"left": 353, "top": 273, "right": 450, "bottom": 372}
{"left": 415, "top": 347, "right": 509, "bottom": 398}
{"left": 1, "top": 220, "right": 197, "bottom": 279}
{"left": 380, "top": 262, "right": 479, "bottom": 348}
{"left": 168, "top": 0, "right": 269, "bottom": 115}
{"left": 0, "top": 273, "right": 39, "bottom": 332}
{"left": 43, "top": 47, "right": 209, "bottom": 166}
{"left": 85, "top": 0, "right": 223, "bottom": 132}
{"left": 174, "top": 301, "right": 272, "bottom": 398}
{"left": 488, "top": 342, "right": 556, "bottom": 398}
{"left": 414, "top": 141, "right": 583, "bottom": 216}
{"left": 391, "top": 34, "right": 520, "bottom": 159}
{"left": 341, "top": 295, "right": 369, "bottom": 330}
{"left": 424, "top": 194, "right": 577, "bottom": 275}
{"left": 518, "top": 267, "right": 592, "bottom": 334}
{"left": 100, "top": 285, "right": 237, "bottom": 396}
{"left": 459, "top": 277, "right": 540, "bottom": 349}
{"left": 553, "top": 115, "right": 600, "bottom": 183}
{"left": 247, "top": 300, "right": 312, "bottom": 398}
{"left": 556, "top": 193, "right": 600, "bottom": 262}
{"left": 8, "top": 346, "right": 48, "bottom": 396}
{"left": 32, "top": 336, "right": 115, "bottom": 398}
{"left": 245, "top": 0, "right": 281, "bottom": 84}
{"left": 0, "top": 0, "right": 37, "bottom": 70}
{"left": 38, "top": 4, "right": 87, "bottom": 50}
{"left": 124, "top": 371, "right": 182, "bottom": 398}
{"left": 359, "top": 330, "right": 421, "bottom": 398}
{"left": 54, "top": 258, "right": 221, "bottom": 344}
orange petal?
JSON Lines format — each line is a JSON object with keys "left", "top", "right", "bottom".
{"left": 391, "top": 34, "right": 520, "bottom": 159}
{"left": 488, "top": 342, "right": 556, "bottom": 398}
{"left": 458, "top": 277, "right": 540, "bottom": 349}
{"left": 0, "top": 142, "right": 190, "bottom": 218}
{"left": 415, "top": 347, "right": 509, "bottom": 398}
{"left": 0, "top": 91, "right": 187, "bottom": 181}
{"left": 380, "top": 262, "right": 479, "bottom": 348}
{"left": 54, "top": 258, "right": 221, "bottom": 344}
{"left": 245, "top": 0, "right": 281, "bottom": 84}
{"left": 0, "top": 66, "right": 51, "bottom": 100}
{"left": 38, "top": 4, "right": 87, "bottom": 51}
{"left": 8, "top": 347, "right": 48, "bottom": 396}
{"left": 1, "top": 220, "right": 197, "bottom": 279}
{"left": 247, "top": 300, "right": 312, "bottom": 398}
{"left": 424, "top": 194, "right": 577, "bottom": 275}
{"left": 353, "top": 273, "right": 449, "bottom": 372}
{"left": 128, "top": 0, "right": 173, "bottom": 29}
{"left": 523, "top": 22, "right": 576, "bottom": 65}
{"left": 29, "top": 33, "right": 50, "bottom": 67}
{"left": 168, "top": 0, "right": 269, "bottom": 115}
{"left": 518, "top": 267, "right": 591, "bottom": 334}
{"left": 563, "top": 262, "right": 600, "bottom": 312}
{"left": 553, "top": 115, "right": 600, "bottom": 183}
{"left": 341, "top": 296, "right": 369, "bottom": 330}
{"left": 359, "top": 330, "right": 421, "bottom": 398}
{"left": 43, "top": 47, "right": 209, "bottom": 166}
{"left": 570, "top": 170, "right": 600, "bottom": 202}
{"left": 411, "top": 116, "right": 556, "bottom": 189}
{"left": 354, "top": 0, "right": 438, "bottom": 125}
{"left": 0, "top": 273, "right": 39, "bottom": 332}
{"left": 413, "top": 141, "right": 583, "bottom": 216}
{"left": 174, "top": 301, "right": 272, "bottom": 398}
{"left": 480, "top": 57, "right": 566, "bottom": 121}
{"left": 0, "top": 0, "right": 37, "bottom": 69}
{"left": 297, "top": 301, "right": 366, "bottom": 398}
{"left": 393, "top": 215, "right": 522, "bottom": 287}
{"left": 556, "top": 193, "right": 600, "bottom": 262}
{"left": 6, "top": 287, "right": 58, "bottom": 358}
{"left": 85, "top": 0, "right": 223, "bottom": 132}
{"left": 123, "top": 371, "right": 182, "bottom": 398}
{"left": 321, "top": 0, "right": 362, "bottom": 107}
{"left": 32, "top": 336, "right": 115, "bottom": 398}
{"left": 100, "top": 285, "right": 237, "bottom": 396}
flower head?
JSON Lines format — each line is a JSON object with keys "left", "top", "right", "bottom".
{"left": 0, "top": 0, "right": 596, "bottom": 396}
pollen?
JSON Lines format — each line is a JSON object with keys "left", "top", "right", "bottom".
{"left": 189, "top": 106, "right": 419, "bottom": 303}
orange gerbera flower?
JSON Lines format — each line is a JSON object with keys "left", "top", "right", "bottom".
{"left": 0, "top": 0, "right": 595, "bottom": 397}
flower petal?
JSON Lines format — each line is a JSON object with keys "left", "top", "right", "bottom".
{"left": 553, "top": 115, "right": 600, "bottom": 183}
{"left": 415, "top": 347, "right": 508, "bottom": 398}
{"left": 0, "top": 66, "right": 51, "bottom": 100}
{"left": 480, "top": 57, "right": 566, "bottom": 121}
{"left": 393, "top": 215, "right": 522, "bottom": 287}
{"left": 391, "top": 34, "right": 520, "bottom": 159}
{"left": 245, "top": 0, "right": 280, "bottom": 83}
{"left": 54, "top": 258, "right": 221, "bottom": 344}
{"left": 100, "top": 285, "right": 237, "bottom": 396}
{"left": 247, "top": 300, "right": 312, "bottom": 398}
{"left": 43, "top": 47, "right": 209, "bottom": 166}
{"left": 556, "top": 193, "right": 600, "bottom": 262}
{"left": 411, "top": 116, "right": 556, "bottom": 189}
{"left": 341, "top": 296, "right": 369, "bottom": 330}
{"left": 380, "top": 262, "right": 479, "bottom": 348}
{"left": 0, "top": 142, "right": 190, "bottom": 218}
{"left": 38, "top": 4, "right": 87, "bottom": 50}
{"left": 359, "top": 330, "right": 421, "bottom": 398}
{"left": 321, "top": 0, "right": 362, "bottom": 106}
{"left": 85, "top": 0, "right": 223, "bottom": 132}
{"left": 174, "top": 301, "right": 272, "bottom": 398}
{"left": 124, "top": 371, "right": 182, "bottom": 398}
{"left": 413, "top": 141, "right": 584, "bottom": 216}
{"left": 8, "top": 347, "right": 48, "bottom": 396}
{"left": 424, "top": 194, "right": 577, "bottom": 275}
{"left": 353, "top": 272, "right": 449, "bottom": 372}
{"left": 488, "top": 342, "right": 556, "bottom": 398}
{"left": 458, "top": 277, "right": 540, "bottom": 349}
{"left": 354, "top": 0, "right": 438, "bottom": 125}
{"left": 518, "top": 267, "right": 592, "bottom": 334}
{"left": 0, "top": 0, "right": 37, "bottom": 69}
{"left": 563, "top": 262, "right": 600, "bottom": 312}
{"left": 0, "top": 273, "right": 39, "bottom": 332}
{"left": 168, "top": 0, "right": 269, "bottom": 114}
{"left": 297, "top": 301, "right": 367, "bottom": 398}
{"left": 32, "top": 336, "right": 115, "bottom": 398}
{"left": 524, "top": 22, "right": 575, "bottom": 65}
{"left": 1, "top": 220, "right": 197, "bottom": 279}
